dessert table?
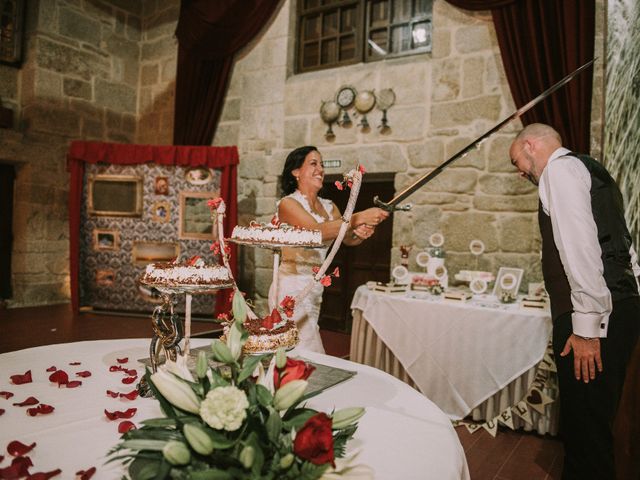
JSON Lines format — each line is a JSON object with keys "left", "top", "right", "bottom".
{"left": 0, "top": 338, "right": 469, "bottom": 480}
{"left": 350, "top": 286, "right": 559, "bottom": 434}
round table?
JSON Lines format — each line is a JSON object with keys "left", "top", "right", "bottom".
{"left": 0, "top": 339, "right": 469, "bottom": 479}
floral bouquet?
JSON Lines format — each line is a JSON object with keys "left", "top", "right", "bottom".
{"left": 109, "top": 292, "right": 371, "bottom": 480}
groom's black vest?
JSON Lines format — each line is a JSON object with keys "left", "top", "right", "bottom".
{"left": 538, "top": 153, "right": 638, "bottom": 321}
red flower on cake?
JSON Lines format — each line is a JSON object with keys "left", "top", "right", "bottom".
{"left": 293, "top": 412, "right": 335, "bottom": 467}
{"left": 260, "top": 309, "right": 282, "bottom": 330}
{"left": 274, "top": 358, "right": 315, "bottom": 389}
{"left": 207, "top": 198, "right": 223, "bottom": 210}
{"left": 216, "top": 312, "right": 230, "bottom": 323}
{"left": 186, "top": 255, "right": 201, "bottom": 266}
{"left": 270, "top": 215, "right": 281, "bottom": 227}
{"left": 280, "top": 296, "right": 295, "bottom": 318}
{"left": 210, "top": 241, "right": 230, "bottom": 257}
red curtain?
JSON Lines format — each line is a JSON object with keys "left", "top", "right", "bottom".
{"left": 173, "top": 0, "right": 282, "bottom": 145}
{"left": 67, "top": 141, "right": 239, "bottom": 316}
{"left": 445, "top": 0, "right": 595, "bottom": 153}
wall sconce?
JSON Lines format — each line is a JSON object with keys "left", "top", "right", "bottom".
{"left": 320, "top": 86, "right": 396, "bottom": 139}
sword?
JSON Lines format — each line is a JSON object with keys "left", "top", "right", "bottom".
{"left": 374, "top": 58, "right": 596, "bottom": 212}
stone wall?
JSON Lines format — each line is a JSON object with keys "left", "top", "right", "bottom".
{"left": 1, "top": 0, "right": 178, "bottom": 307}
{"left": 215, "top": 0, "right": 606, "bottom": 310}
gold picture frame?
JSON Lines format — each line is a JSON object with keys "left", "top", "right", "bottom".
{"left": 151, "top": 200, "right": 171, "bottom": 223}
{"left": 132, "top": 241, "right": 180, "bottom": 266}
{"left": 179, "top": 191, "right": 219, "bottom": 240}
{"left": 0, "top": 0, "right": 25, "bottom": 67}
{"left": 95, "top": 269, "right": 116, "bottom": 287}
{"left": 93, "top": 229, "right": 120, "bottom": 251}
{"left": 87, "top": 174, "right": 143, "bottom": 217}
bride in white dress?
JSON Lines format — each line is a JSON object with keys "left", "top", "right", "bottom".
{"left": 268, "top": 146, "right": 390, "bottom": 353}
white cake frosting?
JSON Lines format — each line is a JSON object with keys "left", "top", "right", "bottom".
{"left": 231, "top": 222, "right": 322, "bottom": 247}
{"left": 142, "top": 262, "right": 232, "bottom": 286}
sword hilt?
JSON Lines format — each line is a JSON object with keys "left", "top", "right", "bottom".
{"left": 374, "top": 196, "right": 412, "bottom": 212}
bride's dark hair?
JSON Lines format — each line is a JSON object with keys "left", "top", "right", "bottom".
{"left": 281, "top": 146, "right": 318, "bottom": 195}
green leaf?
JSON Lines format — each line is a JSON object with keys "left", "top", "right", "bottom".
{"left": 128, "top": 456, "right": 162, "bottom": 480}
{"left": 244, "top": 432, "right": 265, "bottom": 477}
{"left": 298, "top": 461, "right": 330, "bottom": 480}
{"left": 123, "top": 428, "right": 181, "bottom": 442}
{"left": 188, "top": 469, "right": 234, "bottom": 480}
{"left": 140, "top": 418, "right": 178, "bottom": 428}
{"left": 207, "top": 428, "right": 239, "bottom": 450}
{"left": 255, "top": 385, "right": 273, "bottom": 407}
{"left": 238, "top": 354, "right": 268, "bottom": 384}
{"left": 265, "top": 408, "right": 282, "bottom": 444}
{"left": 282, "top": 408, "right": 317, "bottom": 430}
{"left": 231, "top": 289, "right": 248, "bottom": 323}
{"left": 121, "top": 439, "right": 168, "bottom": 452}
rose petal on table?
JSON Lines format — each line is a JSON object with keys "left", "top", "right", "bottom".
{"left": 48, "top": 370, "right": 68, "bottom": 386}
{"left": 75, "top": 466, "right": 96, "bottom": 480}
{"left": 116, "top": 357, "right": 128, "bottom": 364}
{"left": 26, "top": 404, "right": 54, "bottom": 416}
{"left": 119, "top": 390, "right": 138, "bottom": 401}
{"left": 12, "top": 396, "right": 39, "bottom": 407}
{"left": 75, "top": 371, "right": 92, "bottom": 378}
{"left": 104, "top": 408, "right": 137, "bottom": 420}
{"left": 0, "top": 391, "right": 14, "bottom": 399}
{"left": 124, "top": 368, "right": 137, "bottom": 377}
{"left": 68, "top": 362, "right": 81, "bottom": 366}
{"left": 0, "top": 455, "right": 3, "bottom": 463}
{"left": 109, "top": 365, "right": 123, "bottom": 372}
{"left": 121, "top": 376, "right": 137, "bottom": 384}
{"left": 10, "top": 371, "right": 32, "bottom": 385}
{"left": 106, "top": 390, "right": 119, "bottom": 398}
{"left": 0, "top": 456, "right": 34, "bottom": 479}
{"left": 118, "top": 421, "right": 136, "bottom": 433}
{"left": 45, "top": 366, "right": 57, "bottom": 372}
{"left": 65, "top": 381, "right": 82, "bottom": 388}
{"left": 7, "top": 441, "right": 36, "bottom": 456}
{"left": 25, "top": 468, "right": 62, "bottom": 479}
{"left": 0, "top": 409, "right": 4, "bottom": 416}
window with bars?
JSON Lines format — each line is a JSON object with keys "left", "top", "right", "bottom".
{"left": 297, "top": 0, "right": 433, "bottom": 73}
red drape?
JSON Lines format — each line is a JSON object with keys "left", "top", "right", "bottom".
{"left": 173, "top": 0, "right": 282, "bottom": 145}
{"left": 67, "top": 141, "right": 239, "bottom": 316}
{"left": 445, "top": 0, "right": 595, "bottom": 153}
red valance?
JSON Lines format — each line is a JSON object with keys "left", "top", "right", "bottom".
{"left": 67, "top": 141, "right": 239, "bottom": 317}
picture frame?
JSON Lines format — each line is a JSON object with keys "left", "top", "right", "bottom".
{"left": 492, "top": 267, "right": 524, "bottom": 298}
{"left": 87, "top": 174, "right": 143, "bottom": 217}
{"left": 0, "top": 0, "right": 25, "bottom": 67}
{"left": 95, "top": 269, "right": 116, "bottom": 287}
{"left": 154, "top": 176, "right": 169, "bottom": 195}
{"left": 132, "top": 241, "right": 180, "bottom": 266}
{"left": 92, "top": 229, "right": 119, "bottom": 251}
{"left": 528, "top": 282, "right": 548, "bottom": 298}
{"left": 151, "top": 200, "right": 171, "bottom": 223}
{"left": 185, "top": 167, "right": 213, "bottom": 185}
{"left": 179, "top": 191, "right": 219, "bottom": 240}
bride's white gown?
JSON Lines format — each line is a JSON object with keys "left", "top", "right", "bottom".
{"left": 267, "top": 190, "right": 333, "bottom": 354}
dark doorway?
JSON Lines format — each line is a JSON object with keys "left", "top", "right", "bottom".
{"left": 318, "top": 173, "right": 394, "bottom": 333}
{"left": 0, "top": 164, "right": 15, "bottom": 299}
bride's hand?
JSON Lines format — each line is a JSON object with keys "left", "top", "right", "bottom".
{"left": 353, "top": 224, "right": 375, "bottom": 240}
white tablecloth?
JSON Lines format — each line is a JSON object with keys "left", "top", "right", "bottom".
{"left": 350, "top": 286, "right": 553, "bottom": 420}
{"left": 0, "top": 338, "right": 469, "bottom": 480}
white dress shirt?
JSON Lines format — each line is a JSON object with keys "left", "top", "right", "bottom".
{"left": 538, "top": 148, "right": 613, "bottom": 338}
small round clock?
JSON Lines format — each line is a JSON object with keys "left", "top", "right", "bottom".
{"left": 336, "top": 86, "right": 357, "bottom": 109}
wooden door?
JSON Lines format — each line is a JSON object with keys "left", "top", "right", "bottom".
{"left": 318, "top": 173, "right": 394, "bottom": 332}
{"left": 0, "top": 164, "right": 15, "bottom": 299}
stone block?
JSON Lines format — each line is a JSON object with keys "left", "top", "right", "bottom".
{"left": 455, "top": 25, "right": 493, "bottom": 54}
{"left": 22, "top": 103, "right": 81, "bottom": 137}
{"left": 379, "top": 62, "right": 429, "bottom": 105}
{"left": 364, "top": 106, "right": 426, "bottom": 142}
{"left": 478, "top": 173, "right": 536, "bottom": 195}
{"left": 432, "top": 29, "right": 451, "bottom": 59}
{"left": 141, "top": 35, "right": 176, "bottom": 61}
{"left": 486, "top": 135, "right": 515, "bottom": 172}
{"left": 435, "top": 0, "right": 483, "bottom": 27}
{"left": 432, "top": 58, "right": 460, "bottom": 102}
{"left": 37, "top": 38, "right": 109, "bottom": 81}
{"left": 0, "top": 64, "right": 18, "bottom": 98}
{"left": 243, "top": 69, "right": 285, "bottom": 106}
{"left": 498, "top": 214, "right": 536, "bottom": 252}
{"left": 114, "top": 11, "right": 126, "bottom": 35}
{"left": 442, "top": 211, "right": 498, "bottom": 252}
{"left": 35, "top": 69, "right": 63, "bottom": 99}
{"left": 254, "top": 267, "right": 273, "bottom": 297}
{"left": 430, "top": 95, "right": 501, "bottom": 129}
{"left": 444, "top": 136, "right": 486, "bottom": 169}
{"left": 427, "top": 168, "right": 477, "bottom": 193}
{"left": 82, "top": 117, "right": 105, "bottom": 140}
{"left": 310, "top": 117, "right": 357, "bottom": 146}
{"left": 263, "top": 36, "right": 288, "bottom": 69}
{"left": 320, "top": 144, "right": 406, "bottom": 174}
{"left": 411, "top": 205, "right": 444, "bottom": 245}
{"left": 239, "top": 154, "right": 267, "bottom": 180}
{"left": 213, "top": 123, "right": 240, "bottom": 146}
{"left": 221, "top": 97, "right": 241, "bottom": 122}
{"left": 473, "top": 194, "right": 538, "bottom": 212}
{"left": 284, "top": 79, "right": 337, "bottom": 116}
{"left": 106, "top": 110, "right": 121, "bottom": 129}
{"left": 254, "top": 246, "right": 273, "bottom": 269}
{"left": 59, "top": 7, "right": 101, "bottom": 47}
{"left": 109, "top": 0, "right": 142, "bottom": 15}
{"left": 462, "top": 56, "right": 485, "bottom": 98}
{"left": 493, "top": 252, "right": 543, "bottom": 290}
{"left": 95, "top": 78, "right": 136, "bottom": 113}
{"left": 284, "top": 118, "right": 308, "bottom": 147}
{"left": 63, "top": 78, "right": 92, "bottom": 100}
{"left": 408, "top": 139, "right": 445, "bottom": 168}
{"left": 141, "top": 63, "right": 159, "bottom": 85}
{"left": 161, "top": 57, "right": 177, "bottom": 82}
{"left": 144, "top": 8, "right": 176, "bottom": 41}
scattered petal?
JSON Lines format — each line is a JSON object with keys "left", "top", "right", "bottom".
{"left": 75, "top": 467, "right": 96, "bottom": 480}
{"left": 0, "top": 391, "right": 14, "bottom": 400}
{"left": 12, "top": 397, "right": 39, "bottom": 407}
{"left": 45, "top": 366, "right": 57, "bottom": 373}
{"left": 0, "top": 455, "right": 3, "bottom": 463}
{"left": 10, "top": 371, "right": 32, "bottom": 385}
{"left": 104, "top": 408, "right": 137, "bottom": 421}
{"left": 106, "top": 390, "right": 119, "bottom": 398}
{"left": 68, "top": 362, "right": 81, "bottom": 366}
{"left": 75, "top": 371, "right": 92, "bottom": 378}
{"left": 66, "top": 381, "right": 82, "bottom": 388}
{"left": 116, "top": 357, "right": 129, "bottom": 364}
{"left": 118, "top": 421, "right": 136, "bottom": 433}
{"left": 25, "top": 468, "right": 62, "bottom": 479}
{"left": 7, "top": 441, "right": 36, "bottom": 456}
{"left": 0, "top": 456, "right": 33, "bottom": 478}
{"left": 119, "top": 390, "right": 139, "bottom": 401}
{"left": 26, "top": 404, "right": 54, "bottom": 416}
{"left": 48, "top": 370, "right": 68, "bottom": 386}
{"left": 0, "top": 409, "right": 4, "bottom": 416}
{"left": 121, "top": 376, "right": 137, "bottom": 385}
{"left": 109, "top": 365, "right": 123, "bottom": 372}
{"left": 124, "top": 368, "right": 137, "bottom": 377}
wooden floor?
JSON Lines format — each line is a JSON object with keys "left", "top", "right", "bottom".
{"left": 0, "top": 304, "right": 564, "bottom": 479}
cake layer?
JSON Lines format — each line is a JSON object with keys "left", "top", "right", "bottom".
{"left": 141, "top": 262, "right": 232, "bottom": 286}
{"left": 222, "top": 319, "right": 299, "bottom": 354}
{"left": 231, "top": 223, "right": 322, "bottom": 247}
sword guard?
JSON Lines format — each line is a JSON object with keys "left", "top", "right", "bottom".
{"left": 374, "top": 196, "right": 412, "bottom": 212}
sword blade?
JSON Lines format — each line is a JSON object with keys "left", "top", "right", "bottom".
{"left": 374, "top": 58, "right": 595, "bottom": 211}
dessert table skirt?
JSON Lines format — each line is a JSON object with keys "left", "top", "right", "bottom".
{"left": 350, "top": 286, "right": 560, "bottom": 435}
{"left": 0, "top": 338, "right": 469, "bottom": 480}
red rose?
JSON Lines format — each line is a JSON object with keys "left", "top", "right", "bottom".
{"left": 261, "top": 308, "right": 282, "bottom": 330}
{"left": 274, "top": 358, "right": 315, "bottom": 389}
{"left": 280, "top": 296, "right": 295, "bottom": 318}
{"left": 293, "top": 412, "right": 335, "bottom": 467}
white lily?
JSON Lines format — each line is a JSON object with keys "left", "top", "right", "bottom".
{"left": 256, "top": 356, "right": 276, "bottom": 394}
{"left": 163, "top": 354, "right": 195, "bottom": 383}
{"left": 150, "top": 368, "right": 200, "bottom": 414}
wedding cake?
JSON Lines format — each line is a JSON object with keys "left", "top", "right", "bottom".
{"left": 141, "top": 258, "right": 232, "bottom": 287}
{"left": 231, "top": 221, "right": 322, "bottom": 247}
